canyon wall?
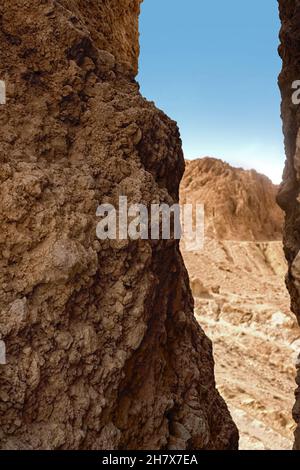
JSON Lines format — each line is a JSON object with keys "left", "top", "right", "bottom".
{"left": 0, "top": 1, "right": 238, "bottom": 449}
{"left": 278, "top": 0, "right": 300, "bottom": 450}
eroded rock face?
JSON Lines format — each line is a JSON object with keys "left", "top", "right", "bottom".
{"left": 0, "top": 1, "right": 238, "bottom": 449}
{"left": 278, "top": 0, "right": 300, "bottom": 450}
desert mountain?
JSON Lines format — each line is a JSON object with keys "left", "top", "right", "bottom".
{"left": 180, "top": 157, "right": 299, "bottom": 450}
{"left": 181, "top": 157, "right": 283, "bottom": 241}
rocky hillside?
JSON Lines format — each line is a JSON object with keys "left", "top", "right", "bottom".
{"left": 181, "top": 158, "right": 283, "bottom": 241}
{"left": 0, "top": 1, "right": 237, "bottom": 450}
{"left": 181, "top": 158, "right": 299, "bottom": 449}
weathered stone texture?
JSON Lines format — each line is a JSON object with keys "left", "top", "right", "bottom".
{"left": 278, "top": 0, "right": 300, "bottom": 450}
{"left": 0, "top": 0, "right": 238, "bottom": 449}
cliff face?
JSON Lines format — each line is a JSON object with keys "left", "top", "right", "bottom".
{"left": 278, "top": 0, "right": 300, "bottom": 450}
{"left": 0, "top": 1, "right": 238, "bottom": 450}
{"left": 181, "top": 158, "right": 283, "bottom": 241}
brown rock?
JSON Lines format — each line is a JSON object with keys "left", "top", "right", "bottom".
{"left": 0, "top": 1, "right": 238, "bottom": 450}
{"left": 277, "top": 0, "right": 300, "bottom": 450}
{"left": 181, "top": 158, "right": 283, "bottom": 241}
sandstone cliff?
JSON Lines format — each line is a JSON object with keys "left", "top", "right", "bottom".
{"left": 0, "top": 1, "right": 238, "bottom": 450}
{"left": 278, "top": 0, "right": 300, "bottom": 450}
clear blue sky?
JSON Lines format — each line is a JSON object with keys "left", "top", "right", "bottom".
{"left": 138, "top": 0, "right": 284, "bottom": 183}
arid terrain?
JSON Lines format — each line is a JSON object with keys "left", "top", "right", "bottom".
{"left": 181, "top": 158, "right": 299, "bottom": 450}
{"left": 1, "top": 0, "right": 300, "bottom": 452}
{"left": 0, "top": 1, "right": 238, "bottom": 450}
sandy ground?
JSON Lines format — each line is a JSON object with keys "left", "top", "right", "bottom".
{"left": 182, "top": 238, "right": 299, "bottom": 450}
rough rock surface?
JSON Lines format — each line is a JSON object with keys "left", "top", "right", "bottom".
{"left": 278, "top": 0, "right": 300, "bottom": 450}
{"left": 0, "top": 1, "right": 238, "bottom": 450}
{"left": 181, "top": 158, "right": 297, "bottom": 449}
{"left": 181, "top": 158, "right": 283, "bottom": 241}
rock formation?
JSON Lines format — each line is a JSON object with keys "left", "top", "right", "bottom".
{"left": 181, "top": 158, "right": 283, "bottom": 241}
{"left": 0, "top": 1, "right": 238, "bottom": 450}
{"left": 278, "top": 0, "right": 300, "bottom": 450}
{"left": 181, "top": 158, "right": 298, "bottom": 449}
